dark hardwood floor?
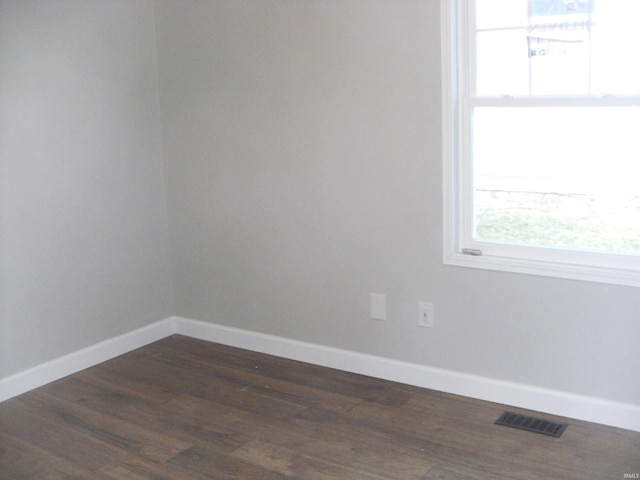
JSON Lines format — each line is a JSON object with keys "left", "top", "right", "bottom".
{"left": 1, "top": 335, "right": 639, "bottom": 479}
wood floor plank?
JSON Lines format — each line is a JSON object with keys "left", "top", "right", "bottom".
{"left": 168, "top": 395, "right": 444, "bottom": 480}
{"left": 0, "top": 398, "right": 129, "bottom": 473}
{"left": 164, "top": 395, "right": 439, "bottom": 480}
{"left": 152, "top": 336, "right": 417, "bottom": 407}
{"left": 41, "top": 376, "right": 252, "bottom": 456}
{"left": 22, "top": 390, "right": 192, "bottom": 464}
{"left": 230, "top": 438, "right": 390, "bottom": 480}
{"left": 92, "top": 350, "right": 308, "bottom": 422}
{"left": 145, "top": 343, "right": 364, "bottom": 414}
{"left": 277, "top": 405, "right": 531, "bottom": 480}
{"left": 2, "top": 334, "right": 639, "bottom": 480}
{"left": 73, "top": 358, "right": 180, "bottom": 405}
{"left": 407, "top": 389, "right": 640, "bottom": 477}
{"left": 0, "top": 432, "right": 115, "bottom": 480}
{"left": 0, "top": 432, "right": 96, "bottom": 480}
{"left": 168, "top": 444, "right": 291, "bottom": 480}
{"left": 97, "top": 455, "right": 224, "bottom": 480}
{"left": 303, "top": 387, "right": 635, "bottom": 479}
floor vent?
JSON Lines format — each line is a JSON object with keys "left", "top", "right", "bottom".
{"left": 495, "top": 411, "right": 567, "bottom": 438}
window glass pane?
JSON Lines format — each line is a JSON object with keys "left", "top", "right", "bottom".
{"left": 475, "top": 0, "right": 529, "bottom": 96}
{"left": 476, "top": 29, "right": 531, "bottom": 96}
{"left": 474, "top": 0, "right": 640, "bottom": 96}
{"left": 473, "top": 106, "right": 640, "bottom": 254}
{"left": 476, "top": 0, "right": 528, "bottom": 30}
{"left": 590, "top": 1, "right": 640, "bottom": 95}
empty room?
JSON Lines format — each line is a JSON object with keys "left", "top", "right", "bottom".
{"left": 1, "top": 0, "right": 639, "bottom": 478}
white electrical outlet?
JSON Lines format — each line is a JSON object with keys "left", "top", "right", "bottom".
{"left": 370, "top": 293, "right": 387, "bottom": 321}
{"left": 418, "top": 302, "right": 434, "bottom": 328}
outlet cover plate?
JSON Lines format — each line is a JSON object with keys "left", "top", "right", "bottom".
{"left": 418, "top": 301, "right": 434, "bottom": 328}
{"left": 370, "top": 293, "right": 387, "bottom": 321}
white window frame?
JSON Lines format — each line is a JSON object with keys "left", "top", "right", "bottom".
{"left": 441, "top": 0, "right": 640, "bottom": 287}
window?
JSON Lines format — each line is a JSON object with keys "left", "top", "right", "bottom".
{"left": 442, "top": 0, "right": 640, "bottom": 286}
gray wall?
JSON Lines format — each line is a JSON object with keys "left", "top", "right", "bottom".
{"left": 156, "top": 0, "right": 640, "bottom": 406}
{"left": 1, "top": 0, "right": 174, "bottom": 377}
{"left": 2, "top": 0, "right": 638, "bottom": 409}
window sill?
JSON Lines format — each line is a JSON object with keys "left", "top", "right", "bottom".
{"left": 444, "top": 250, "right": 640, "bottom": 288}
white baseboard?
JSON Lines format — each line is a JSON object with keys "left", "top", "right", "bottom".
{"left": 175, "top": 316, "right": 640, "bottom": 433}
{"left": 0, "top": 318, "right": 176, "bottom": 402}
{"left": 2, "top": 315, "right": 639, "bottom": 433}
